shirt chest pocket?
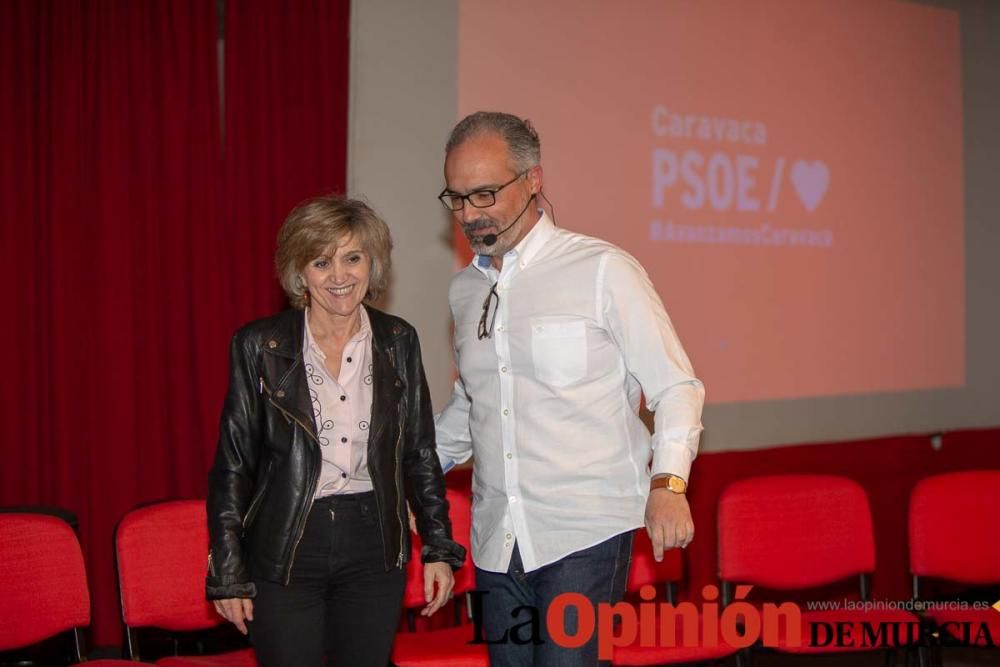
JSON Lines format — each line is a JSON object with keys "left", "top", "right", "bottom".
{"left": 530, "top": 317, "right": 588, "bottom": 387}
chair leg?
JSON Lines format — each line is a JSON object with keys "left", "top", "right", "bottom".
{"left": 72, "top": 627, "right": 85, "bottom": 663}
{"left": 124, "top": 626, "right": 139, "bottom": 660}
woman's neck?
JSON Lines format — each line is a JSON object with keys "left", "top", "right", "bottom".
{"left": 307, "top": 306, "right": 362, "bottom": 345}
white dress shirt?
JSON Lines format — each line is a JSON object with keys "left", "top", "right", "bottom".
{"left": 435, "top": 212, "right": 704, "bottom": 573}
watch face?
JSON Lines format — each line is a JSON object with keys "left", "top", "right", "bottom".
{"left": 668, "top": 477, "right": 686, "bottom": 493}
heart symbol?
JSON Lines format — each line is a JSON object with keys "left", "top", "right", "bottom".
{"left": 790, "top": 160, "right": 830, "bottom": 213}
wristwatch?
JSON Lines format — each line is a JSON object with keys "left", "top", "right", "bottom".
{"left": 650, "top": 474, "right": 687, "bottom": 494}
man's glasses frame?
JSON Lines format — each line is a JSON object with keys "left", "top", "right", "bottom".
{"left": 438, "top": 171, "right": 527, "bottom": 212}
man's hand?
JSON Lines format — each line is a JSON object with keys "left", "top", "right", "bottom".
{"left": 644, "top": 488, "right": 694, "bottom": 561}
{"left": 213, "top": 597, "right": 254, "bottom": 635}
{"left": 421, "top": 561, "right": 455, "bottom": 617}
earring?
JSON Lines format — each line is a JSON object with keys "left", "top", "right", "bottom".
{"left": 297, "top": 275, "right": 309, "bottom": 305}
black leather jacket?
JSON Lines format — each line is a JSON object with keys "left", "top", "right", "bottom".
{"left": 206, "top": 306, "right": 465, "bottom": 599}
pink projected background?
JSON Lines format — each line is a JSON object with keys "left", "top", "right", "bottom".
{"left": 456, "top": 0, "right": 964, "bottom": 404}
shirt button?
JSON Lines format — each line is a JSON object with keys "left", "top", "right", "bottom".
{"left": 509, "top": 496, "right": 517, "bottom": 503}
{"left": 506, "top": 453, "right": 512, "bottom": 459}
{"left": 501, "top": 366, "right": 508, "bottom": 373}
{"left": 346, "top": 356, "right": 352, "bottom": 363}
{"left": 267, "top": 339, "right": 278, "bottom": 349}
{"left": 341, "top": 437, "right": 348, "bottom": 443}
{"left": 340, "top": 472, "right": 347, "bottom": 478}
{"left": 503, "top": 409, "right": 510, "bottom": 416}
{"left": 505, "top": 533, "right": 512, "bottom": 540}
{"left": 340, "top": 395, "right": 346, "bottom": 401}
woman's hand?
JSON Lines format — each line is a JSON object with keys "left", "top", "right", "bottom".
{"left": 213, "top": 597, "right": 254, "bottom": 634}
{"left": 420, "top": 561, "right": 455, "bottom": 617}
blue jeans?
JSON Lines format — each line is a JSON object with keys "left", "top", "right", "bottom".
{"left": 474, "top": 532, "right": 633, "bottom": 667}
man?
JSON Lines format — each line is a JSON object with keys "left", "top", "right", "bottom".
{"left": 434, "top": 111, "right": 704, "bottom": 666}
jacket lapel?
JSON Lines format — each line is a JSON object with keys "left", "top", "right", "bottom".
{"left": 259, "top": 310, "right": 318, "bottom": 442}
{"left": 367, "top": 306, "right": 404, "bottom": 448}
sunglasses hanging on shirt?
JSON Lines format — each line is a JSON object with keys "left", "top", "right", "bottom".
{"left": 478, "top": 282, "right": 499, "bottom": 340}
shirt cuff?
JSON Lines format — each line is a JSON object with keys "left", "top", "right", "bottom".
{"left": 650, "top": 426, "right": 701, "bottom": 481}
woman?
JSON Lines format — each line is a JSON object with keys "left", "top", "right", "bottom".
{"left": 206, "top": 196, "right": 465, "bottom": 667}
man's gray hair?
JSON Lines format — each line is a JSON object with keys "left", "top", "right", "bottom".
{"left": 445, "top": 111, "right": 541, "bottom": 172}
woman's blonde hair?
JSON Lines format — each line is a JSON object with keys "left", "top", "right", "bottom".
{"left": 275, "top": 196, "right": 392, "bottom": 308}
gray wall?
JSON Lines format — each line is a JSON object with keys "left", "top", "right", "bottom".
{"left": 348, "top": 0, "right": 1000, "bottom": 453}
{"left": 348, "top": 0, "right": 459, "bottom": 414}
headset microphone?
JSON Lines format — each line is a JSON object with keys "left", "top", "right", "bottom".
{"left": 482, "top": 193, "right": 537, "bottom": 247}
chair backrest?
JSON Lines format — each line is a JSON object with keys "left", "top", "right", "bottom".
{"left": 718, "top": 474, "right": 876, "bottom": 589}
{"left": 909, "top": 470, "right": 1000, "bottom": 584}
{"left": 403, "top": 489, "right": 474, "bottom": 609}
{"left": 0, "top": 513, "right": 91, "bottom": 651}
{"left": 115, "top": 499, "right": 219, "bottom": 632}
{"left": 626, "top": 528, "right": 683, "bottom": 594}
{"left": 1, "top": 505, "right": 80, "bottom": 532}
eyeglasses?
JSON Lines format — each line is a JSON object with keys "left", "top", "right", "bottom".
{"left": 478, "top": 282, "right": 499, "bottom": 340}
{"left": 438, "top": 171, "right": 527, "bottom": 212}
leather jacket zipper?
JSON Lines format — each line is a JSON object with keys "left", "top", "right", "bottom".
{"left": 394, "top": 412, "right": 405, "bottom": 568}
{"left": 387, "top": 344, "right": 406, "bottom": 568}
{"left": 259, "top": 376, "right": 320, "bottom": 584}
{"left": 369, "top": 342, "right": 407, "bottom": 570}
{"left": 259, "top": 377, "right": 318, "bottom": 441}
{"left": 369, "top": 398, "right": 405, "bottom": 570}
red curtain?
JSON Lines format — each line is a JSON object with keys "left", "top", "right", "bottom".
{"left": 0, "top": 0, "right": 350, "bottom": 648}
{"left": 223, "top": 0, "right": 351, "bottom": 324}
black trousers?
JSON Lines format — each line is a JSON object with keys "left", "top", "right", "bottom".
{"left": 248, "top": 492, "right": 406, "bottom": 667}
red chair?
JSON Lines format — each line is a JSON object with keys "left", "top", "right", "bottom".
{"left": 909, "top": 471, "right": 1000, "bottom": 651}
{"left": 718, "top": 475, "right": 918, "bottom": 657}
{"left": 613, "top": 528, "right": 740, "bottom": 665}
{"left": 0, "top": 512, "right": 152, "bottom": 665}
{"left": 391, "top": 488, "right": 488, "bottom": 666}
{"left": 115, "top": 500, "right": 256, "bottom": 666}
